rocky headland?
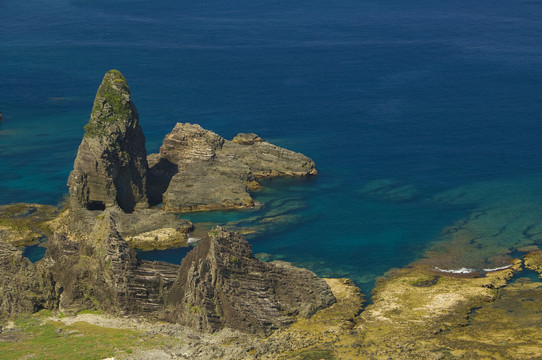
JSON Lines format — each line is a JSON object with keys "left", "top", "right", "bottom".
{"left": 1, "top": 70, "right": 542, "bottom": 359}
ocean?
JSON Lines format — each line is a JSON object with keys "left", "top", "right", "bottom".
{"left": 2, "top": 0, "right": 542, "bottom": 295}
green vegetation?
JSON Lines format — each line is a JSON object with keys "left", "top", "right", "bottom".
{"left": 0, "top": 203, "right": 58, "bottom": 246}
{"left": 186, "top": 303, "right": 204, "bottom": 314}
{"left": 291, "top": 349, "right": 336, "bottom": 360}
{"left": 84, "top": 69, "right": 136, "bottom": 139}
{"left": 0, "top": 314, "right": 166, "bottom": 360}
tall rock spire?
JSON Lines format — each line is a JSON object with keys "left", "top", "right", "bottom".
{"left": 68, "top": 70, "right": 149, "bottom": 213}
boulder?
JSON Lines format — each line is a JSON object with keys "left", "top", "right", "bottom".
{"left": 68, "top": 70, "right": 149, "bottom": 213}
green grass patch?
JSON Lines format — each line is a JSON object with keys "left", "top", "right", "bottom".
{"left": 0, "top": 314, "right": 166, "bottom": 360}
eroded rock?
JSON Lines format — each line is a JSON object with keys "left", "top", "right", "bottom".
{"left": 44, "top": 211, "right": 179, "bottom": 315}
{"left": 68, "top": 70, "right": 149, "bottom": 213}
{"left": 148, "top": 123, "right": 317, "bottom": 211}
{"left": 0, "top": 241, "right": 56, "bottom": 314}
{"left": 164, "top": 227, "right": 335, "bottom": 335}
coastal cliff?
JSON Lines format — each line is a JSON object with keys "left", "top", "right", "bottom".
{"left": 1, "top": 70, "right": 542, "bottom": 359}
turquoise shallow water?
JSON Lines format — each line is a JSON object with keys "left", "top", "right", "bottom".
{"left": 2, "top": 0, "right": 542, "bottom": 295}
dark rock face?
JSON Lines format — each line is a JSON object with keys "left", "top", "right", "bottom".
{"left": 68, "top": 70, "right": 149, "bottom": 213}
{"left": 0, "top": 241, "right": 56, "bottom": 314}
{"left": 165, "top": 228, "right": 336, "bottom": 335}
{"left": 148, "top": 123, "right": 318, "bottom": 211}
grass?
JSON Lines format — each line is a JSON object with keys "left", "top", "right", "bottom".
{"left": 0, "top": 314, "right": 166, "bottom": 360}
{"left": 84, "top": 69, "right": 135, "bottom": 139}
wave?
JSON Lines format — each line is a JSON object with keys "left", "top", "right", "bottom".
{"left": 483, "top": 265, "right": 512, "bottom": 272}
{"left": 433, "top": 267, "right": 475, "bottom": 274}
{"left": 434, "top": 264, "right": 513, "bottom": 274}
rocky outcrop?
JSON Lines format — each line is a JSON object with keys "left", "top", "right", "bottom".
{"left": 148, "top": 123, "right": 317, "bottom": 211}
{"left": 0, "top": 241, "right": 56, "bottom": 314}
{"left": 68, "top": 70, "right": 149, "bottom": 213}
{"left": 44, "top": 211, "right": 180, "bottom": 315}
{"left": 44, "top": 218, "right": 334, "bottom": 333}
{"left": 0, "top": 203, "right": 59, "bottom": 247}
{"left": 164, "top": 227, "right": 335, "bottom": 335}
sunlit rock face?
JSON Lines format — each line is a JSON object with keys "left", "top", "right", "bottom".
{"left": 148, "top": 123, "right": 317, "bottom": 211}
{"left": 68, "top": 70, "right": 149, "bottom": 213}
{"left": 165, "top": 227, "right": 335, "bottom": 336}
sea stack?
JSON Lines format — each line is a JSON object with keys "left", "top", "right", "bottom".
{"left": 68, "top": 70, "right": 149, "bottom": 213}
{"left": 148, "top": 123, "right": 318, "bottom": 211}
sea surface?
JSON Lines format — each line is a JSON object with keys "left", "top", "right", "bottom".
{"left": 2, "top": 0, "right": 542, "bottom": 295}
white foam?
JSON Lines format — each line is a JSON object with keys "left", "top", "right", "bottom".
{"left": 187, "top": 237, "right": 201, "bottom": 244}
{"left": 483, "top": 265, "right": 512, "bottom": 272}
{"left": 433, "top": 267, "right": 475, "bottom": 274}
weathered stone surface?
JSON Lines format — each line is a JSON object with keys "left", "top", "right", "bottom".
{"left": 164, "top": 227, "right": 335, "bottom": 335}
{"left": 0, "top": 241, "right": 56, "bottom": 314}
{"left": 68, "top": 70, "right": 149, "bottom": 213}
{"left": 524, "top": 249, "right": 542, "bottom": 275}
{"left": 44, "top": 211, "right": 180, "bottom": 315}
{"left": 0, "top": 203, "right": 59, "bottom": 247}
{"left": 148, "top": 123, "right": 317, "bottom": 211}
{"left": 232, "top": 132, "right": 263, "bottom": 145}
{"left": 49, "top": 205, "right": 193, "bottom": 251}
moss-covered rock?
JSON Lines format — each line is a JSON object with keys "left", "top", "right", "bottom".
{"left": 524, "top": 250, "right": 542, "bottom": 276}
{"left": 0, "top": 203, "right": 59, "bottom": 246}
{"left": 68, "top": 70, "right": 149, "bottom": 213}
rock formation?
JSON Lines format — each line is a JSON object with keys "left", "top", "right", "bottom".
{"left": 148, "top": 123, "right": 318, "bottom": 211}
{"left": 43, "top": 214, "right": 335, "bottom": 334}
{"left": 165, "top": 227, "right": 335, "bottom": 335}
{"left": 68, "top": 70, "right": 149, "bottom": 213}
{"left": 0, "top": 70, "right": 330, "bottom": 341}
{"left": 0, "top": 203, "right": 59, "bottom": 247}
{"left": 0, "top": 241, "right": 56, "bottom": 314}
{"left": 44, "top": 211, "right": 179, "bottom": 315}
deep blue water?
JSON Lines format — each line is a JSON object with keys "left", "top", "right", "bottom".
{"left": 2, "top": 0, "right": 542, "bottom": 295}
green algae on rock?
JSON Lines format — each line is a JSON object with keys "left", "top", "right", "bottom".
{"left": 68, "top": 70, "right": 149, "bottom": 213}
{"left": 0, "top": 203, "right": 59, "bottom": 247}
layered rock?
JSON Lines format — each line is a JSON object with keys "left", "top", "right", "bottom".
{"left": 165, "top": 227, "right": 335, "bottom": 335}
{"left": 0, "top": 241, "right": 56, "bottom": 314}
{"left": 44, "top": 211, "right": 179, "bottom": 315}
{"left": 68, "top": 70, "right": 149, "bottom": 213}
{"left": 148, "top": 123, "right": 317, "bottom": 211}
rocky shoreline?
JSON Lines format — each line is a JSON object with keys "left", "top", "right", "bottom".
{"left": 1, "top": 70, "right": 542, "bottom": 359}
